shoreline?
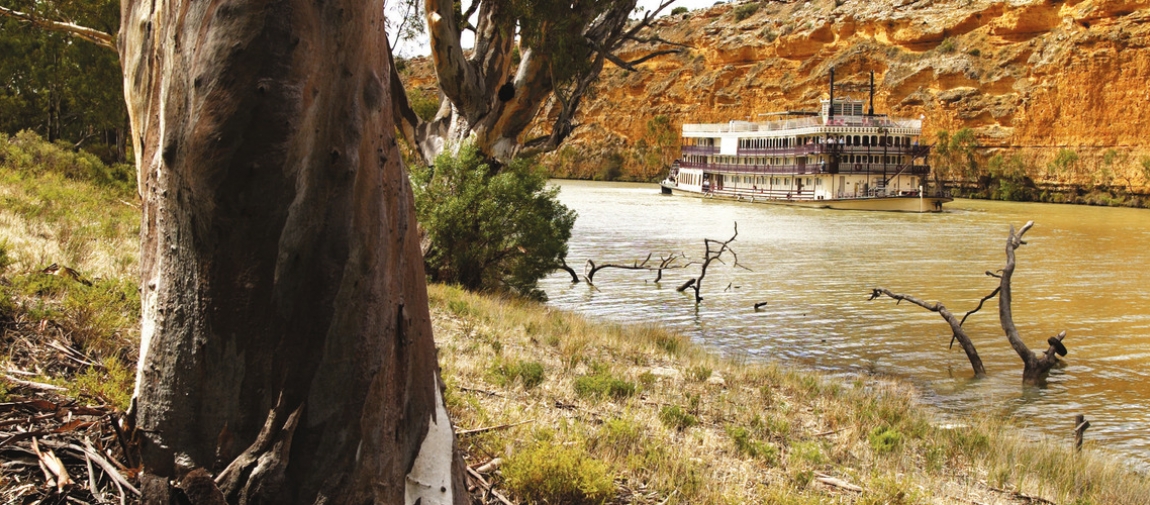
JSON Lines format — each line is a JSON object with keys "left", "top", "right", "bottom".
{"left": 429, "top": 283, "right": 1150, "bottom": 504}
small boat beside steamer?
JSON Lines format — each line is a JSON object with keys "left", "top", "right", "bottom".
{"left": 660, "top": 70, "right": 952, "bottom": 213}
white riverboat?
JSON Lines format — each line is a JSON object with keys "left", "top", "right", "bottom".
{"left": 660, "top": 72, "right": 951, "bottom": 213}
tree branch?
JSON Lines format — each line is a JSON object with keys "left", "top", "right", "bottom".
{"left": 0, "top": 5, "right": 115, "bottom": 50}
{"left": 999, "top": 222, "right": 1036, "bottom": 364}
{"left": 869, "top": 287, "right": 986, "bottom": 377}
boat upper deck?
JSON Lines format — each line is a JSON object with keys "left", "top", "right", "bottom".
{"left": 682, "top": 115, "right": 922, "bottom": 138}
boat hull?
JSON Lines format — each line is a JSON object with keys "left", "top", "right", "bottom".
{"left": 662, "top": 185, "right": 951, "bottom": 213}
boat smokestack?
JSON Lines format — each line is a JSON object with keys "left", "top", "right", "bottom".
{"left": 828, "top": 67, "right": 835, "bottom": 121}
{"left": 869, "top": 70, "right": 875, "bottom": 116}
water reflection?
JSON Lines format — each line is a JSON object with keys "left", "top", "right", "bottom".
{"left": 540, "top": 180, "right": 1150, "bottom": 469}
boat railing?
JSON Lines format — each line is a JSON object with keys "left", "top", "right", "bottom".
{"left": 682, "top": 116, "right": 922, "bottom": 134}
{"left": 682, "top": 116, "right": 824, "bottom": 133}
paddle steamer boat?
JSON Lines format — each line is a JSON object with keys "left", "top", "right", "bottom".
{"left": 660, "top": 71, "right": 951, "bottom": 212}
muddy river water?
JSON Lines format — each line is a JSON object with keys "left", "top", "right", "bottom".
{"left": 539, "top": 180, "right": 1150, "bottom": 469}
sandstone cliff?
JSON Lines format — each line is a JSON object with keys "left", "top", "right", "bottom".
{"left": 536, "top": 0, "right": 1150, "bottom": 194}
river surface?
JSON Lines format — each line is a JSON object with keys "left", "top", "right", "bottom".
{"left": 539, "top": 180, "right": 1150, "bottom": 469}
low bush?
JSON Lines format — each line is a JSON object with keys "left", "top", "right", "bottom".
{"left": 869, "top": 425, "right": 904, "bottom": 454}
{"left": 733, "top": 2, "right": 760, "bottom": 21}
{"left": 728, "top": 426, "right": 779, "bottom": 463}
{"left": 574, "top": 371, "right": 636, "bottom": 400}
{"left": 659, "top": 405, "right": 698, "bottom": 431}
{"left": 502, "top": 439, "right": 614, "bottom": 504}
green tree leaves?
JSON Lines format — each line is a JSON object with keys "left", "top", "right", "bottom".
{"left": 412, "top": 143, "right": 576, "bottom": 300}
{"left": 0, "top": 0, "right": 126, "bottom": 159}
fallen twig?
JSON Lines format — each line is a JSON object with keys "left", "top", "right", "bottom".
{"left": 466, "top": 465, "right": 516, "bottom": 505}
{"left": 457, "top": 419, "right": 535, "bottom": 436}
{"left": 815, "top": 472, "right": 863, "bottom": 492}
{"left": 3, "top": 374, "right": 67, "bottom": 392}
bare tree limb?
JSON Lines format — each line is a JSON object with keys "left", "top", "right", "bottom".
{"left": 681, "top": 223, "right": 744, "bottom": 303}
{"left": 558, "top": 258, "right": 580, "bottom": 284}
{"left": 582, "top": 253, "right": 687, "bottom": 284}
{"left": 869, "top": 288, "right": 987, "bottom": 377}
{"left": 0, "top": 5, "right": 115, "bottom": 50}
{"left": 999, "top": 221, "right": 1068, "bottom": 384}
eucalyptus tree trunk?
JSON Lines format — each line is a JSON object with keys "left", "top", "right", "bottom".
{"left": 392, "top": 0, "right": 679, "bottom": 164}
{"left": 119, "top": 0, "right": 466, "bottom": 503}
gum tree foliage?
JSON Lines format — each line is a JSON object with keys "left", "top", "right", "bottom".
{"left": 932, "top": 128, "right": 980, "bottom": 184}
{"left": 1046, "top": 148, "right": 1080, "bottom": 183}
{"left": 985, "top": 153, "right": 1035, "bottom": 201}
{"left": 0, "top": 0, "right": 126, "bottom": 159}
{"left": 411, "top": 143, "right": 576, "bottom": 300}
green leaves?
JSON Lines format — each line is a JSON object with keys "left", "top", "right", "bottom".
{"left": 411, "top": 142, "right": 576, "bottom": 300}
{"left": 0, "top": 0, "right": 125, "bottom": 157}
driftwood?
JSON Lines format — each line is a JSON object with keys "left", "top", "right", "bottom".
{"left": 558, "top": 258, "right": 580, "bottom": 283}
{"left": 676, "top": 223, "right": 749, "bottom": 303}
{"left": 583, "top": 253, "right": 685, "bottom": 285}
{"left": 871, "top": 221, "right": 1070, "bottom": 384}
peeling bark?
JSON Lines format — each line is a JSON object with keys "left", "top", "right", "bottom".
{"left": 119, "top": 0, "right": 466, "bottom": 502}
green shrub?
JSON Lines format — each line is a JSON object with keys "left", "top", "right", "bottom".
{"left": 491, "top": 360, "right": 546, "bottom": 389}
{"left": 407, "top": 88, "right": 441, "bottom": 122}
{"left": 71, "top": 356, "right": 134, "bottom": 410}
{"left": 671, "top": 6, "right": 688, "bottom": 15}
{"left": 868, "top": 426, "right": 904, "bottom": 453}
{"left": 938, "top": 37, "right": 957, "bottom": 53}
{"left": 659, "top": 405, "right": 698, "bottom": 431}
{"left": 1, "top": 130, "right": 135, "bottom": 193}
{"left": 734, "top": 2, "right": 760, "bottom": 21}
{"left": 574, "top": 372, "right": 636, "bottom": 400}
{"left": 788, "top": 441, "right": 827, "bottom": 465}
{"left": 0, "top": 239, "right": 12, "bottom": 274}
{"left": 728, "top": 426, "right": 778, "bottom": 463}
{"left": 599, "top": 417, "right": 643, "bottom": 452}
{"left": 411, "top": 142, "right": 576, "bottom": 300}
{"left": 502, "top": 440, "right": 614, "bottom": 504}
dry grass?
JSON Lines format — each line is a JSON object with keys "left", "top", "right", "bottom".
{"left": 430, "top": 284, "right": 1150, "bottom": 505}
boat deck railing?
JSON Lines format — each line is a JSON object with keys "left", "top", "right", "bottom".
{"left": 675, "top": 161, "right": 930, "bottom": 176}
{"left": 682, "top": 115, "right": 922, "bottom": 134}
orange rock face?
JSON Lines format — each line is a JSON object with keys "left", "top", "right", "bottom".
{"left": 543, "top": 0, "right": 1150, "bottom": 188}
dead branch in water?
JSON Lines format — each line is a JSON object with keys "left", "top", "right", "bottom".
{"left": 676, "top": 223, "right": 749, "bottom": 303}
{"left": 871, "top": 221, "right": 1071, "bottom": 384}
{"left": 581, "top": 252, "right": 687, "bottom": 285}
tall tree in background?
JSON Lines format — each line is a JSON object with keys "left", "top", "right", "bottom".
{"left": 393, "top": 0, "right": 680, "bottom": 164}
{"left": 0, "top": 0, "right": 126, "bottom": 159}
{"left": 120, "top": 0, "right": 465, "bottom": 502}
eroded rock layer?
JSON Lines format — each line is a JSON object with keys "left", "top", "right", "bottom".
{"left": 543, "top": 0, "right": 1150, "bottom": 188}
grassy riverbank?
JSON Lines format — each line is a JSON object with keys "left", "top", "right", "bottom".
{"left": 2, "top": 133, "right": 1149, "bottom": 503}
{"left": 431, "top": 283, "right": 1149, "bottom": 504}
